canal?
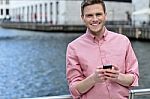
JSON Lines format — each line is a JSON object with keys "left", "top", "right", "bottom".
{"left": 0, "top": 27, "right": 149, "bottom": 99}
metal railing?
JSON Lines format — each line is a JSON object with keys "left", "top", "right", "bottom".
{"left": 21, "top": 95, "right": 72, "bottom": 99}
{"left": 129, "top": 88, "right": 150, "bottom": 99}
{"left": 21, "top": 88, "right": 150, "bottom": 99}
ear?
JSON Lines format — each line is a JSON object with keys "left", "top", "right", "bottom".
{"left": 81, "top": 15, "right": 85, "bottom": 23}
{"left": 81, "top": 15, "right": 84, "bottom": 20}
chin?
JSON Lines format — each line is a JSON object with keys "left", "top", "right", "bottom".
{"left": 90, "top": 29, "right": 101, "bottom": 33}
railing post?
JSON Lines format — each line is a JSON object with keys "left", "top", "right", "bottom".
{"left": 128, "top": 88, "right": 150, "bottom": 99}
{"left": 128, "top": 90, "right": 134, "bottom": 99}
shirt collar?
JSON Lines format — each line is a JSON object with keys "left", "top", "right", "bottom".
{"left": 85, "top": 27, "right": 108, "bottom": 42}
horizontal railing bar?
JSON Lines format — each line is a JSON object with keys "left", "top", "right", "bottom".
{"left": 129, "top": 88, "right": 150, "bottom": 95}
{"left": 21, "top": 95, "right": 72, "bottom": 99}
{"left": 21, "top": 88, "right": 150, "bottom": 99}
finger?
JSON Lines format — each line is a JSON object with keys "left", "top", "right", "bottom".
{"left": 96, "top": 68, "right": 105, "bottom": 74}
{"left": 112, "top": 65, "right": 119, "bottom": 70}
{"left": 104, "top": 72, "right": 119, "bottom": 78}
{"left": 96, "top": 66, "right": 103, "bottom": 69}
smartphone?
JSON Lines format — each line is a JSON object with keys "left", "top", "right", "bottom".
{"left": 103, "top": 64, "right": 112, "bottom": 69}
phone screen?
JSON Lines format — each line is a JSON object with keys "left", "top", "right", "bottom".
{"left": 103, "top": 64, "right": 112, "bottom": 69}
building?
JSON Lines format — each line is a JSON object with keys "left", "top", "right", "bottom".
{"left": 0, "top": 0, "right": 10, "bottom": 21}
{"left": 132, "top": 0, "right": 150, "bottom": 26}
{"left": 10, "top": 0, "right": 66, "bottom": 24}
{"left": 7, "top": 0, "right": 132, "bottom": 25}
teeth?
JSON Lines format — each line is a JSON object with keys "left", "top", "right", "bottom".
{"left": 92, "top": 24, "right": 98, "bottom": 26}
{"left": 91, "top": 22, "right": 100, "bottom": 26}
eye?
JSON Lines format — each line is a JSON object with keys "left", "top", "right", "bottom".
{"left": 86, "top": 14, "right": 93, "bottom": 18}
{"left": 96, "top": 13, "right": 102, "bottom": 16}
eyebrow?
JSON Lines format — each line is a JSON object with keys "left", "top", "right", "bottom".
{"left": 85, "top": 12, "right": 103, "bottom": 16}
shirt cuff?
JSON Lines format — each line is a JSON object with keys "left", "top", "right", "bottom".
{"left": 69, "top": 82, "right": 81, "bottom": 99}
{"left": 130, "top": 73, "right": 139, "bottom": 86}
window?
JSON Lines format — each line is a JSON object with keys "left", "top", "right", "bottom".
{"left": 31, "top": 5, "right": 33, "bottom": 22}
{"left": 0, "top": 9, "right": 3, "bottom": 15}
{"left": 22, "top": 7, "right": 25, "bottom": 20}
{"left": 27, "top": 6, "right": 29, "bottom": 22}
{"left": 56, "top": 1, "right": 59, "bottom": 15}
{"left": 6, "top": 9, "right": 9, "bottom": 15}
{"left": 50, "top": 2, "right": 53, "bottom": 24}
{"left": 40, "top": 4, "right": 42, "bottom": 22}
{"left": 35, "top": 5, "right": 37, "bottom": 22}
{"left": 50, "top": 2, "right": 53, "bottom": 14}
{"left": 56, "top": 1, "right": 59, "bottom": 24}
{"left": 45, "top": 3, "right": 47, "bottom": 22}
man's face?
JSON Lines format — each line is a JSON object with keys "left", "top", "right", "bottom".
{"left": 81, "top": 4, "right": 106, "bottom": 36}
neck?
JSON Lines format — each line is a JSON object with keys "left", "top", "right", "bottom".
{"left": 90, "top": 27, "right": 105, "bottom": 38}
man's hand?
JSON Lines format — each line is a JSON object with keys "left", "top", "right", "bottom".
{"left": 92, "top": 67, "right": 107, "bottom": 83}
{"left": 103, "top": 65, "right": 134, "bottom": 87}
{"left": 103, "top": 65, "right": 120, "bottom": 82}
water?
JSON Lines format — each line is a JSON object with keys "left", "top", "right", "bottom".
{"left": 0, "top": 28, "right": 81, "bottom": 99}
{"left": 0, "top": 28, "right": 149, "bottom": 99}
{"left": 131, "top": 41, "right": 150, "bottom": 99}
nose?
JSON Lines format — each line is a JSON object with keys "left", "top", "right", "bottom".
{"left": 93, "top": 15, "right": 98, "bottom": 21}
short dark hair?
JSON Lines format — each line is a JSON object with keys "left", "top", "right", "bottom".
{"left": 81, "top": 0, "right": 106, "bottom": 15}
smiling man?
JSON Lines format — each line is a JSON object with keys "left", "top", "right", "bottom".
{"left": 66, "top": 0, "right": 139, "bottom": 99}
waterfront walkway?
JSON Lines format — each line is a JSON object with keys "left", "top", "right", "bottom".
{"left": 1, "top": 22, "right": 150, "bottom": 40}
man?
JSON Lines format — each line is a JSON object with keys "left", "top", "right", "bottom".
{"left": 66, "top": 0, "right": 139, "bottom": 99}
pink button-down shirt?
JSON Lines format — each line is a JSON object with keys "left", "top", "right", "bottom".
{"left": 66, "top": 28, "right": 139, "bottom": 99}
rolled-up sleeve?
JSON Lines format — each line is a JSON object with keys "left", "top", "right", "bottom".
{"left": 125, "top": 41, "right": 139, "bottom": 86}
{"left": 66, "top": 44, "right": 85, "bottom": 98}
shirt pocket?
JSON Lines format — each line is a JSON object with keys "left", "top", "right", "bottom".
{"left": 106, "top": 54, "right": 125, "bottom": 72}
